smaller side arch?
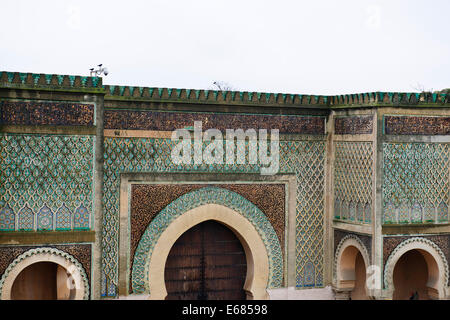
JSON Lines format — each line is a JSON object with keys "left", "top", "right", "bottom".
{"left": 0, "top": 247, "right": 89, "bottom": 300}
{"left": 384, "top": 237, "right": 449, "bottom": 300}
{"left": 333, "top": 235, "right": 371, "bottom": 298}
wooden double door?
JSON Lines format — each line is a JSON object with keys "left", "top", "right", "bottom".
{"left": 164, "top": 220, "right": 247, "bottom": 300}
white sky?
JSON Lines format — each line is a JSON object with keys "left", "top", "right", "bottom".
{"left": 1, "top": 0, "right": 449, "bottom": 95}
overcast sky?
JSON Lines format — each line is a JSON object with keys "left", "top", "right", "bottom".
{"left": 1, "top": 0, "right": 449, "bottom": 95}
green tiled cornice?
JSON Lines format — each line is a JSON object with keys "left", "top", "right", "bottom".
{"left": 1, "top": 71, "right": 448, "bottom": 107}
{"left": 0, "top": 71, "right": 103, "bottom": 93}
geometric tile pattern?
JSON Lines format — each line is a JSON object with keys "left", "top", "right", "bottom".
{"left": 73, "top": 205, "right": 90, "bottom": 230}
{"left": 18, "top": 205, "right": 34, "bottom": 231}
{"left": 0, "top": 134, "right": 94, "bottom": 231}
{"left": 103, "top": 138, "right": 172, "bottom": 296}
{"left": 37, "top": 204, "right": 53, "bottom": 230}
{"left": 280, "top": 140, "right": 325, "bottom": 288}
{"left": 131, "top": 187, "right": 283, "bottom": 294}
{"left": 383, "top": 143, "right": 449, "bottom": 224}
{"left": 103, "top": 137, "right": 326, "bottom": 296}
{"left": 0, "top": 204, "right": 15, "bottom": 231}
{"left": 55, "top": 204, "right": 72, "bottom": 230}
{"left": 303, "top": 261, "right": 315, "bottom": 287}
{"left": 334, "top": 142, "right": 373, "bottom": 224}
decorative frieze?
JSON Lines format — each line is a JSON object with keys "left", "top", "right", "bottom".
{"left": 0, "top": 101, "right": 95, "bottom": 126}
{"left": 104, "top": 110, "right": 325, "bottom": 134}
{"left": 334, "top": 115, "right": 373, "bottom": 135}
{"left": 384, "top": 115, "right": 450, "bottom": 135}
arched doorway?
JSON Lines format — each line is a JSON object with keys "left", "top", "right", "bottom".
{"left": 338, "top": 246, "right": 369, "bottom": 300}
{"left": 334, "top": 235, "right": 371, "bottom": 300}
{"left": 11, "top": 262, "right": 75, "bottom": 300}
{"left": 164, "top": 220, "right": 247, "bottom": 300}
{"left": 384, "top": 237, "right": 449, "bottom": 300}
{"left": 0, "top": 247, "right": 89, "bottom": 300}
{"left": 133, "top": 202, "right": 272, "bottom": 300}
{"left": 393, "top": 249, "right": 432, "bottom": 300}
{"left": 351, "top": 251, "right": 368, "bottom": 300}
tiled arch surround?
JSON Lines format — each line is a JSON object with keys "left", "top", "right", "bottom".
{"left": 116, "top": 173, "right": 298, "bottom": 297}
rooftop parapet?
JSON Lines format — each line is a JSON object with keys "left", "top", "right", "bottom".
{"left": 0, "top": 71, "right": 103, "bottom": 93}
{"left": 1, "top": 71, "right": 448, "bottom": 107}
{"left": 103, "top": 84, "right": 329, "bottom": 107}
{"left": 330, "top": 92, "right": 450, "bottom": 108}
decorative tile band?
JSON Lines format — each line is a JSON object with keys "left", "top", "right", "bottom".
{"left": 0, "top": 101, "right": 95, "bottom": 127}
{"left": 334, "top": 115, "right": 373, "bottom": 135}
{"left": 0, "top": 134, "right": 94, "bottom": 231}
{"left": 131, "top": 187, "right": 283, "bottom": 294}
{"left": 384, "top": 115, "right": 450, "bottom": 135}
{"left": 382, "top": 143, "right": 449, "bottom": 224}
{"left": 104, "top": 109, "right": 325, "bottom": 134}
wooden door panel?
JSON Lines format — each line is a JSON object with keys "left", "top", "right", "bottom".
{"left": 165, "top": 256, "right": 202, "bottom": 269}
{"left": 204, "top": 266, "right": 247, "bottom": 279}
{"left": 164, "top": 220, "right": 247, "bottom": 300}
{"left": 165, "top": 267, "right": 202, "bottom": 281}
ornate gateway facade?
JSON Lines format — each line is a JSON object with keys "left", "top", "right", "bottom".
{"left": 0, "top": 71, "right": 449, "bottom": 300}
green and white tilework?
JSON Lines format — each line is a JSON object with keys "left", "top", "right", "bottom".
{"left": 383, "top": 143, "right": 449, "bottom": 224}
{"left": 102, "top": 137, "right": 326, "bottom": 296}
{"left": 0, "top": 134, "right": 94, "bottom": 231}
